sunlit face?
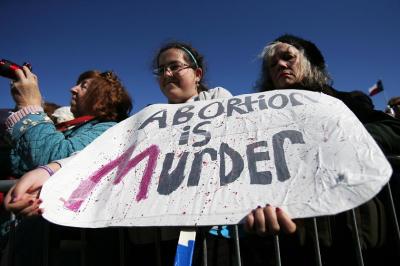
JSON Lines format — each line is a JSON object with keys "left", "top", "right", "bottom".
{"left": 157, "top": 48, "right": 202, "bottom": 103}
{"left": 70, "top": 79, "right": 92, "bottom": 117}
{"left": 268, "top": 43, "right": 304, "bottom": 89}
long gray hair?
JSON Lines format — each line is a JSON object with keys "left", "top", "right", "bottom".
{"left": 256, "top": 41, "right": 332, "bottom": 92}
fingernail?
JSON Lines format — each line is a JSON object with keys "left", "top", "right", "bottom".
{"left": 28, "top": 200, "right": 34, "bottom": 205}
{"left": 38, "top": 209, "right": 43, "bottom": 215}
{"left": 257, "top": 205, "right": 261, "bottom": 208}
{"left": 23, "top": 62, "right": 32, "bottom": 69}
{"left": 266, "top": 203, "right": 270, "bottom": 207}
{"left": 37, "top": 199, "right": 42, "bottom": 204}
{"left": 276, "top": 207, "right": 281, "bottom": 212}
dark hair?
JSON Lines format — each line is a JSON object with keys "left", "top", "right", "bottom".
{"left": 388, "top": 96, "right": 400, "bottom": 107}
{"left": 349, "top": 90, "right": 374, "bottom": 110}
{"left": 152, "top": 41, "right": 208, "bottom": 92}
{"left": 76, "top": 70, "right": 133, "bottom": 122}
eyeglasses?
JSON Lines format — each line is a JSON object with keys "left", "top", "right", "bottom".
{"left": 153, "top": 63, "right": 193, "bottom": 76}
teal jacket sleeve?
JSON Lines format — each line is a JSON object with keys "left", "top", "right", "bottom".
{"left": 9, "top": 112, "right": 116, "bottom": 176}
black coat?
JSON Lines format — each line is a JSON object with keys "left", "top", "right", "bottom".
{"left": 329, "top": 87, "right": 400, "bottom": 155}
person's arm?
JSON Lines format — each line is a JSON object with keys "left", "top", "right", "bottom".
{"left": 4, "top": 162, "right": 61, "bottom": 216}
{"left": 244, "top": 204, "right": 297, "bottom": 235}
{"left": 9, "top": 119, "right": 116, "bottom": 175}
{"left": 10, "top": 66, "right": 42, "bottom": 110}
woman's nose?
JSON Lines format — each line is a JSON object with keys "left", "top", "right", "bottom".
{"left": 162, "top": 68, "right": 174, "bottom": 77}
{"left": 70, "top": 85, "right": 78, "bottom": 93}
{"left": 276, "top": 59, "right": 288, "bottom": 68}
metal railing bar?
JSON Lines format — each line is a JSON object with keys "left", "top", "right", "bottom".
{"left": 350, "top": 209, "right": 364, "bottom": 266}
{"left": 233, "top": 225, "right": 242, "bottom": 266}
{"left": 312, "top": 218, "right": 323, "bottom": 266}
{"left": 385, "top": 183, "right": 400, "bottom": 242}
{"left": 202, "top": 228, "right": 208, "bottom": 266}
{"left": 273, "top": 234, "right": 281, "bottom": 266}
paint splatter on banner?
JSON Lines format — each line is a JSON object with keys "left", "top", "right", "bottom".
{"left": 40, "top": 90, "right": 392, "bottom": 228}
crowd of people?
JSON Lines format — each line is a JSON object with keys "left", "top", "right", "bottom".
{"left": 1, "top": 34, "right": 399, "bottom": 265}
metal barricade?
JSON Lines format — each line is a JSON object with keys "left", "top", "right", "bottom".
{"left": 1, "top": 155, "right": 399, "bottom": 266}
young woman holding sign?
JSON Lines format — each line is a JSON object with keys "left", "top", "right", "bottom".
{"left": 127, "top": 42, "right": 233, "bottom": 266}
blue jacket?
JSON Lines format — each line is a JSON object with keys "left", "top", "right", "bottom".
{"left": 9, "top": 111, "right": 116, "bottom": 176}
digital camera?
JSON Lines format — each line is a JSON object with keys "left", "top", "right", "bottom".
{"left": 0, "top": 59, "right": 32, "bottom": 80}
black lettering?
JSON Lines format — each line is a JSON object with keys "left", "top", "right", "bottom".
{"left": 187, "top": 148, "right": 218, "bottom": 186}
{"left": 157, "top": 152, "right": 189, "bottom": 195}
{"left": 138, "top": 110, "right": 167, "bottom": 130}
{"left": 243, "top": 96, "right": 259, "bottom": 113}
{"left": 219, "top": 143, "right": 244, "bottom": 186}
{"left": 258, "top": 95, "right": 268, "bottom": 110}
{"left": 246, "top": 141, "right": 272, "bottom": 184}
{"left": 173, "top": 105, "right": 195, "bottom": 125}
{"left": 192, "top": 121, "right": 212, "bottom": 147}
{"left": 268, "top": 94, "right": 289, "bottom": 109}
{"left": 198, "top": 101, "right": 225, "bottom": 120}
{"left": 272, "top": 130, "right": 305, "bottom": 182}
{"left": 227, "top": 98, "right": 248, "bottom": 117}
{"left": 289, "top": 92, "right": 304, "bottom": 106}
{"left": 290, "top": 92, "right": 318, "bottom": 104}
{"left": 178, "top": 126, "right": 191, "bottom": 145}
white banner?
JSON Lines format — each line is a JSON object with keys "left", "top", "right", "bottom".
{"left": 41, "top": 90, "right": 392, "bottom": 228}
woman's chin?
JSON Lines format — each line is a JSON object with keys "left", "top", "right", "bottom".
{"left": 275, "top": 81, "right": 300, "bottom": 90}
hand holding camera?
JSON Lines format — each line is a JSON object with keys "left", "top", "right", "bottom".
{"left": 1, "top": 59, "right": 42, "bottom": 110}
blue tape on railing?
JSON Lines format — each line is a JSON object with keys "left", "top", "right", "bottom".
{"left": 174, "top": 240, "right": 195, "bottom": 266}
{"left": 174, "top": 230, "right": 196, "bottom": 266}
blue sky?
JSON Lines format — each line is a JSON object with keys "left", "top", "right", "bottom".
{"left": 0, "top": 0, "right": 398, "bottom": 113}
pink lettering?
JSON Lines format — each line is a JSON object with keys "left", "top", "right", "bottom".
{"left": 64, "top": 144, "right": 160, "bottom": 212}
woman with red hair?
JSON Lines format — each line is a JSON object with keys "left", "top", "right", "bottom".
{"left": 6, "top": 68, "right": 132, "bottom": 176}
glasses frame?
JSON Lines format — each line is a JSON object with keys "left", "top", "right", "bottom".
{"left": 153, "top": 63, "right": 194, "bottom": 77}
